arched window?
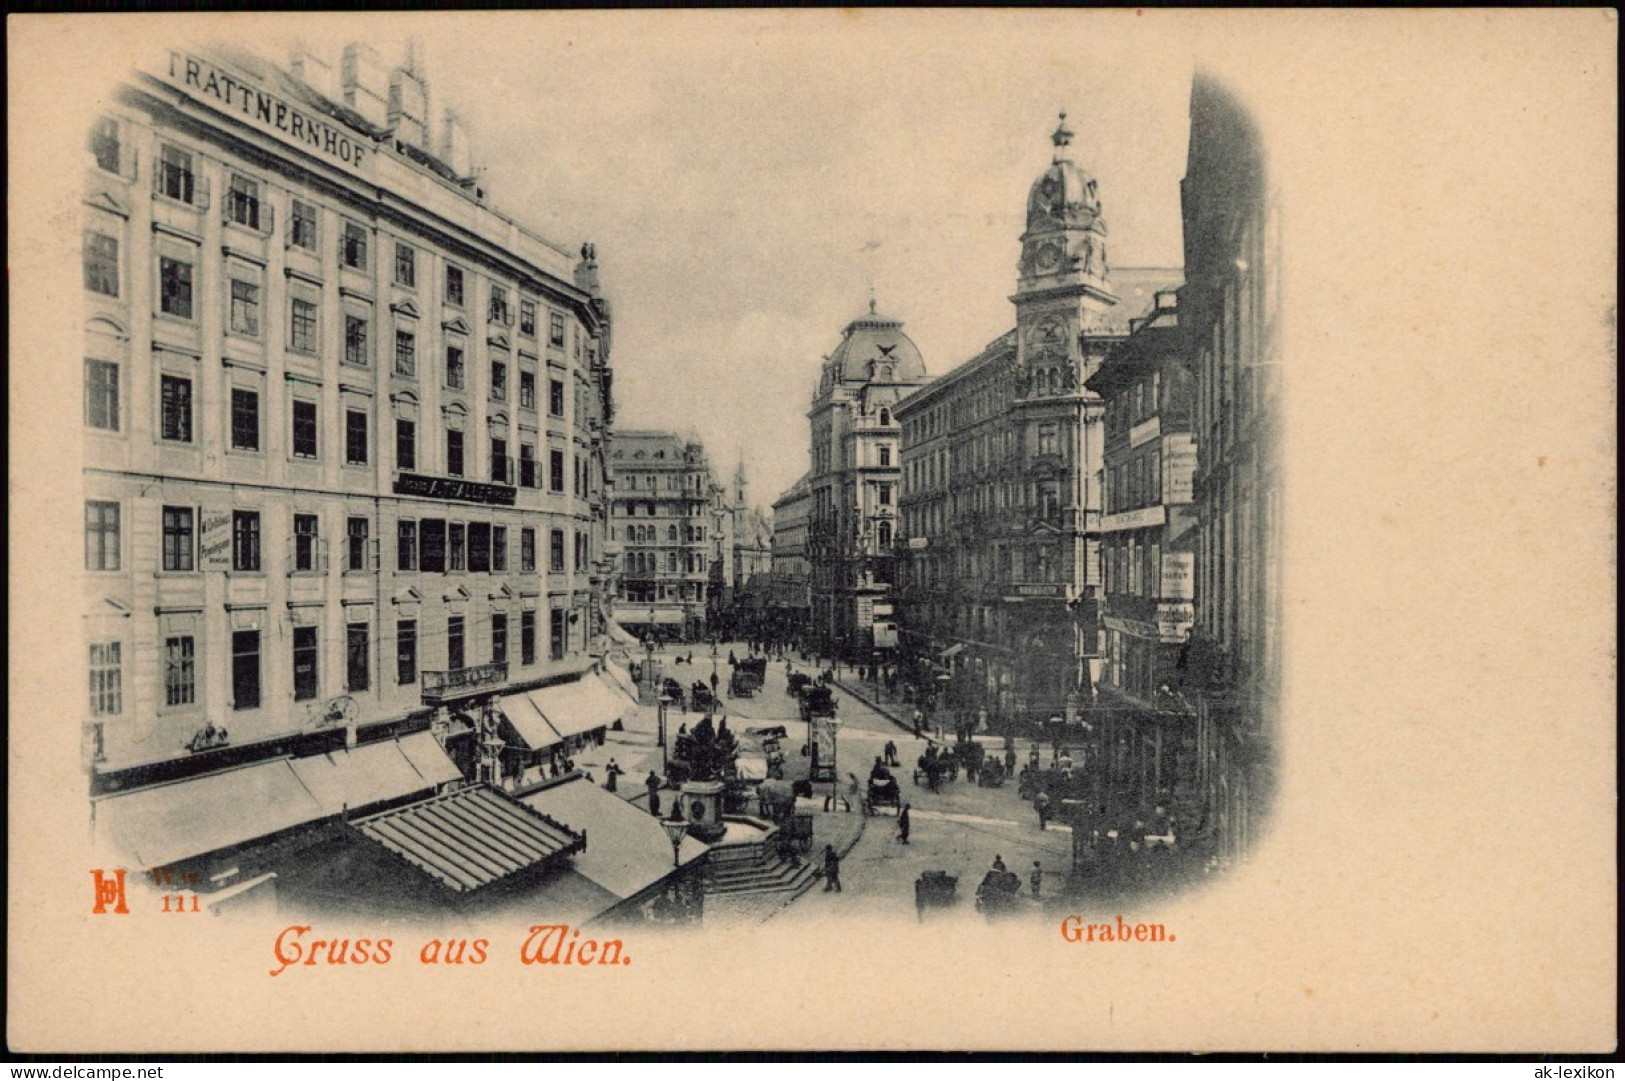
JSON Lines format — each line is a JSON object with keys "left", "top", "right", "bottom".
{"left": 668, "top": 524, "right": 678, "bottom": 542}
{"left": 667, "top": 552, "right": 678, "bottom": 573}
{"left": 879, "top": 407, "right": 891, "bottom": 425}
{"left": 876, "top": 521, "right": 892, "bottom": 549}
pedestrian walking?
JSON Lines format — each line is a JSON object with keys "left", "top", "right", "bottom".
{"left": 912, "top": 708, "right": 924, "bottom": 738}
{"left": 1035, "top": 789, "right": 1051, "bottom": 831}
{"left": 709, "top": 670, "right": 719, "bottom": 695}
{"left": 728, "top": 650, "right": 737, "bottom": 667}
{"left": 1004, "top": 745, "right": 1017, "bottom": 775}
{"left": 898, "top": 804, "right": 911, "bottom": 845}
{"left": 822, "top": 844, "right": 843, "bottom": 892}
{"left": 1030, "top": 861, "right": 1043, "bottom": 898}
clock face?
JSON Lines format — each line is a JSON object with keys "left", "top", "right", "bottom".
{"left": 1036, "top": 242, "right": 1062, "bottom": 270}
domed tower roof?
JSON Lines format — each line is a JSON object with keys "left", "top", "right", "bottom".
{"left": 1026, "top": 111, "right": 1105, "bottom": 233}
{"left": 823, "top": 298, "right": 927, "bottom": 385}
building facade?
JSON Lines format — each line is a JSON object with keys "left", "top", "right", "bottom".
{"left": 767, "top": 473, "right": 814, "bottom": 642}
{"left": 1085, "top": 290, "right": 1199, "bottom": 807}
{"left": 1180, "top": 74, "right": 1282, "bottom": 865}
{"left": 80, "top": 43, "right": 613, "bottom": 787}
{"left": 606, "top": 431, "right": 727, "bottom": 642}
{"left": 805, "top": 302, "right": 928, "bottom": 661}
{"left": 895, "top": 114, "right": 1179, "bottom": 726}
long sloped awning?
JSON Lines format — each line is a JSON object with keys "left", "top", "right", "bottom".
{"left": 94, "top": 758, "right": 325, "bottom": 869}
{"left": 531, "top": 673, "right": 634, "bottom": 741}
{"left": 353, "top": 785, "right": 584, "bottom": 893}
{"left": 95, "top": 734, "right": 468, "bottom": 869}
{"left": 607, "top": 620, "right": 642, "bottom": 646}
{"left": 522, "top": 775, "right": 708, "bottom": 901}
{"left": 289, "top": 733, "right": 461, "bottom": 815}
{"left": 499, "top": 691, "right": 565, "bottom": 751}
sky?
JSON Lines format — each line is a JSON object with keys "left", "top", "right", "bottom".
{"left": 283, "top": 12, "right": 1196, "bottom": 507}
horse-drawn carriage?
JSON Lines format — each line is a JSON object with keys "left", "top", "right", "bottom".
{"left": 912, "top": 746, "right": 959, "bottom": 791}
{"left": 862, "top": 771, "right": 903, "bottom": 816}
{"left": 799, "top": 684, "right": 837, "bottom": 723}
{"left": 661, "top": 677, "right": 685, "bottom": 708}
{"left": 689, "top": 681, "right": 716, "bottom": 713}
{"left": 975, "top": 868, "right": 1026, "bottom": 917}
{"left": 914, "top": 871, "right": 958, "bottom": 920}
{"left": 976, "top": 757, "right": 1007, "bottom": 788}
{"left": 786, "top": 672, "right": 812, "bottom": 697}
{"left": 729, "top": 656, "right": 767, "bottom": 698}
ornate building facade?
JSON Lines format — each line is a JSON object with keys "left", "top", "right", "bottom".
{"left": 805, "top": 302, "right": 928, "bottom": 661}
{"left": 1180, "top": 74, "right": 1282, "bottom": 865}
{"left": 895, "top": 114, "right": 1180, "bottom": 725}
{"left": 80, "top": 43, "right": 614, "bottom": 794}
{"left": 1085, "top": 290, "right": 1199, "bottom": 807}
{"left": 606, "top": 431, "right": 728, "bottom": 642}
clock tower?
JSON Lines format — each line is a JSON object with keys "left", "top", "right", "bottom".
{"left": 1013, "top": 112, "right": 1120, "bottom": 391}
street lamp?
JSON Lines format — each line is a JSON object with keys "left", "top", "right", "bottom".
{"left": 643, "top": 635, "right": 656, "bottom": 703}
{"left": 661, "top": 815, "right": 688, "bottom": 869}
{"left": 657, "top": 691, "right": 674, "bottom": 771}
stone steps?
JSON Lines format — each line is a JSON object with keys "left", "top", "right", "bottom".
{"left": 703, "top": 853, "right": 818, "bottom": 896}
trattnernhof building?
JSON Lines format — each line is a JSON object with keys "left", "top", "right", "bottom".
{"left": 81, "top": 44, "right": 615, "bottom": 805}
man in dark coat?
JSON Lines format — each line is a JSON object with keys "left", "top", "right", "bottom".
{"left": 822, "top": 844, "right": 843, "bottom": 892}
{"left": 898, "top": 804, "right": 911, "bottom": 845}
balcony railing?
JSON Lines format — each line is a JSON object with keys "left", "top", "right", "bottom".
{"left": 421, "top": 662, "right": 509, "bottom": 702}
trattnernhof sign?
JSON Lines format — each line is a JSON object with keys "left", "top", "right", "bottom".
{"left": 159, "top": 52, "right": 373, "bottom": 175}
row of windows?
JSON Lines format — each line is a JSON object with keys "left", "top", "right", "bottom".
{"left": 93, "top": 124, "right": 579, "bottom": 348}
{"left": 86, "top": 500, "right": 588, "bottom": 577}
{"left": 1104, "top": 449, "right": 1162, "bottom": 515}
{"left": 614, "top": 524, "right": 706, "bottom": 544}
{"left": 87, "top": 362, "right": 582, "bottom": 490}
{"left": 87, "top": 608, "right": 569, "bottom": 720}
{"left": 622, "top": 550, "right": 707, "bottom": 576}
{"left": 92, "top": 237, "right": 576, "bottom": 410}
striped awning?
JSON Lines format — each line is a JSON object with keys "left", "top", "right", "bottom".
{"left": 352, "top": 785, "right": 585, "bottom": 893}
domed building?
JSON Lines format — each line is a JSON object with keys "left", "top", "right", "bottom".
{"left": 893, "top": 113, "right": 1181, "bottom": 730}
{"left": 804, "top": 299, "right": 929, "bottom": 660}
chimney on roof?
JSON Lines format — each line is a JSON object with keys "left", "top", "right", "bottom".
{"left": 438, "top": 106, "right": 472, "bottom": 177}
{"left": 341, "top": 43, "right": 389, "bottom": 127}
{"left": 389, "top": 62, "right": 429, "bottom": 150}
{"left": 289, "top": 43, "right": 335, "bottom": 100}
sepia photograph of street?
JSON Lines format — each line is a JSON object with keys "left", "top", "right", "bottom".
{"left": 10, "top": 9, "right": 1614, "bottom": 1053}
{"left": 68, "top": 23, "right": 1272, "bottom": 932}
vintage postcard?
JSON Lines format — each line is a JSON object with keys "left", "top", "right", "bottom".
{"left": 7, "top": 10, "right": 1615, "bottom": 1054}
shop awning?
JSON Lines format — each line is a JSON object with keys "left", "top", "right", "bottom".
{"left": 595, "top": 671, "right": 641, "bottom": 716}
{"left": 601, "top": 661, "right": 639, "bottom": 702}
{"left": 530, "top": 674, "right": 632, "bottom": 741}
{"left": 499, "top": 691, "right": 564, "bottom": 751}
{"left": 94, "top": 758, "right": 325, "bottom": 869}
{"left": 607, "top": 620, "right": 642, "bottom": 646}
{"left": 289, "top": 733, "right": 461, "bottom": 816}
{"left": 522, "top": 776, "right": 707, "bottom": 901}
{"left": 353, "top": 785, "right": 585, "bottom": 893}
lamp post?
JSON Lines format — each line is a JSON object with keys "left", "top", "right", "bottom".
{"left": 661, "top": 815, "right": 687, "bottom": 869}
{"left": 657, "top": 692, "right": 673, "bottom": 771}
{"left": 643, "top": 635, "right": 656, "bottom": 703}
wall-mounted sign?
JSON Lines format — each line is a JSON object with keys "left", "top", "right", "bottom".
{"left": 199, "top": 508, "right": 233, "bottom": 571}
{"left": 156, "top": 52, "right": 374, "bottom": 176}
{"left": 394, "top": 473, "right": 517, "bottom": 506}
{"left": 1155, "top": 602, "right": 1195, "bottom": 642}
{"left": 1100, "top": 505, "right": 1166, "bottom": 533}
{"left": 1161, "top": 553, "right": 1195, "bottom": 600}
{"left": 1163, "top": 434, "right": 1197, "bottom": 505}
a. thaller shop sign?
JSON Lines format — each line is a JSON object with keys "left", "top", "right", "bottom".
{"left": 393, "top": 473, "right": 517, "bottom": 506}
